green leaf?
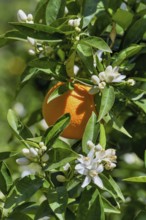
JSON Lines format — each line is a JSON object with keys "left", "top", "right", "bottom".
{"left": 46, "top": 0, "right": 66, "bottom": 25}
{"left": 7, "top": 212, "right": 32, "bottom": 220}
{"left": 76, "top": 188, "right": 105, "bottom": 220}
{"left": 47, "top": 186, "right": 68, "bottom": 220}
{"left": 102, "top": 197, "right": 120, "bottom": 214}
{"left": 82, "top": 0, "right": 99, "bottom": 28}
{"left": 113, "top": 44, "right": 144, "bottom": 66}
{"left": 109, "top": 176, "right": 125, "bottom": 202}
{"left": 20, "top": 67, "right": 39, "bottom": 85}
{"left": 47, "top": 84, "right": 70, "bottom": 104}
{"left": 66, "top": 51, "right": 76, "bottom": 77}
{"left": 0, "top": 152, "right": 11, "bottom": 161}
{"left": 34, "top": 0, "right": 49, "bottom": 24}
{"left": 7, "top": 109, "right": 33, "bottom": 142}
{"left": 46, "top": 148, "right": 78, "bottom": 171}
{"left": 9, "top": 22, "right": 64, "bottom": 41}
{"left": 79, "top": 36, "right": 112, "bottom": 53}
{"left": 35, "top": 200, "right": 52, "bottom": 220}
{"left": 82, "top": 112, "right": 99, "bottom": 153}
{"left": 112, "top": 9, "right": 133, "bottom": 30}
{"left": 122, "top": 16, "right": 146, "bottom": 47}
{"left": 99, "top": 123, "right": 106, "bottom": 149}
{"left": 0, "top": 162, "right": 12, "bottom": 194}
{"left": 43, "top": 113, "right": 71, "bottom": 148}
{"left": 134, "top": 99, "right": 146, "bottom": 113}
{"left": 135, "top": 211, "right": 146, "bottom": 220}
{"left": 77, "top": 43, "right": 94, "bottom": 74}
{"left": 124, "top": 176, "right": 146, "bottom": 182}
{"left": 111, "top": 114, "right": 132, "bottom": 138}
{"left": 98, "top": 86, "right": 115, "bottom": 121}
{"left": 5, "top": 176, "right": 43, "bottom": 209}
{"left": 0, "top": 30, "right": 26, "bottom": 47}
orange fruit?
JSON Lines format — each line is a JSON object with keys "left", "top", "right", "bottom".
{"left": 42, "top": 82, "right": 96, "bottom": 139}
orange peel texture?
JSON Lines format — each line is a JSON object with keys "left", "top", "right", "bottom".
{"left": 42, "top": 82, "right": 96, "bottom": 139}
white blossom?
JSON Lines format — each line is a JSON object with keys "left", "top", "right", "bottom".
{"left": 17, "top": 10, "right": 27, "bottom": 22}
{"left": 75, "top": 141, "right": 117, "bottom": 188}
{"left": 63, "top": 163, "right": 70, "bottom": 171}
{"left": 127, "top": 79, "right": 135, "bottom": 86}
{"left": 16, "top": 157, "right": 30, "bottom": 165}
{"left": 99, "top": 65, "right": 126, "bottom": 83}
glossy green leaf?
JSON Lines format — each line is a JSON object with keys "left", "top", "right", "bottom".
{"left": 124, "top": 176, "right": 146, "bottom": 182}
{"left": 46, "top": 0, "right": 66, "bottom": 25}
{"left": 134, "top": 99, "right": 146, "bottom": 113}
{"left": 0, "top": 162, "right": 12, "bottom": 194}
{"left": 47, "top": 186, "right": 68, "bottom": 220}
{"left": 102, "top": 197, "right": 120, "bottom": 214}
{"left": 47, "top": 84, "right": 70, "bottom": 104}
{"left": 7, "top": 109, "right": 33, "bottom": 141}
{"left": 98, "top": 86, "right": 115, "bottom": 121}
{"left": 46, "top": 148, "right": 78, "bottom": 170}
{"left": 0, "top": 30, "right": 26, "bottom": 47}
{"left": 43, "top": 113, "right": 71, "bottom": 148}
{"left": 76, "top": 187, "right": 105, "bottom": 220}
{"left": 66, "top": 51, "right": 76, "bottom": 77}
{"left": 122, "top": 16, "right": 146, "bottom": 47}
{"left": 109, "top": 176, "right": 125, "bottom": 202}
{"left": 7, "top": 212, "right": 32, "bottom": 220}
{"left": 135, "top": 211, "right": 146, "bottom": 220}
{"left": 5, "top": 176, "right": 43, "bottom": 209}
{"left": 82, "top": 112, "right": 99, "bottom": 153}
{"left": 112, "top": 9, "right": 133, "bottom": 30}
{"left": 82, "top": 0, "right": 99, "bottom": 27}
{"left": 99, "top": 123, "right": 106, "bottom": 149}
{"left": 113, "top": 44, "right": 144, "bottom": 66}
{"left": 77, "top": 43, "right": 94, "bottom": 74}
{"left": 79, "top": 36, "right": 112, "bottom": 53}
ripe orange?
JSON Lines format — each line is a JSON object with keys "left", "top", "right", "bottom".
{"left": 42, "top": 82, "right": 96, "bottom": 139}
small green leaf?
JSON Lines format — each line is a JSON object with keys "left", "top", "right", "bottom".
{"left": 109, "top": 176, "right": 125, "bottom": 202}
{"left": 66, "top": 51, "right": 76, "bottom": 77}
{"left": 82, "top": 112, "right": 99, "bottom": 153}
{"left": 99, "top": 123, "right": 106, "bottom": 149}
{"left": 47, "top": 84, "right": 70, "bottom": 104}
{"left": 77, "top": 43, "right": 94, "bottom": 74}
{"left": 113, "top": 44, "right": 144, "bottom": 66}
{"left": 46, "top": 0, "right": 66, "bottom": 25}
{"left": 0, "top": 162, "right": 12, "bottom": 194}
{"left": 47, "top": 186, "right": 68, "bottom": 220}
{"left": 134, "top": 99, "right": 146, "bottom": 113}
{"left": 124, "top": 176, "right": 146, "bottom": 182}
{"left": 98, "top": 86, "right": 115, "bottom": 121}
{"left": 76, "top": 188, "right": 105, "bottom": 220}
{"left": 102, "top": 197, "right": 120, "bottom": 214}
{"left": 79, "top": 36, "right": 112, "bottom": 53}
{"left": 112, "top": 9, "right": 133, "bottom": 30}
{"left": 0, "top": 152, "right": 11, "bottom": 161}
{"left": 7, "top": 109, "right": 33, "bottom": 141}
{"left": 122, "top": 16, "right": 146, "bottom": 47}
{"left": 43, "top": 113, "right": 71, "bottom": 148}
{"left": 46, "top": 148, "right": 78, "bottom": 171}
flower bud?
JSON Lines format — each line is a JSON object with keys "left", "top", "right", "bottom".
{"left": 39, "top": 142, "right": 45, "bottom": 147}
{"left": 16, "top": 157, "right": 30, "bottom": 165}
{"left": 56, "top": 175, "right": 66, "bottom": 182}
{"left": 68, "top": 19, "right": 74, "bottom": 26}
{"left": 27, "top": 37, "right": 36, "bottom": 46}
{"left": 41, "top": 153, "right": 49, "bottom": 162}
{"left": 98, "top": 82, "right": 106, "bottom": 90}
{"left": 91, "top": 75, "right": 100, "bottom": 85}
{"left": 17, "top": 10, "right": 27, "bottom": 22}
{"left": 75, "top": 27, "right": 81, "bottom": 32}
{"left": 28, "top": 49, "right": 36, "bottom": 55}
{"left": 87, "top": 140, "right": 95, "bottom": 149}
{"left": 74, "top": 18, "right": 81, "bottom": 27}
{"left": 22, "top": 148, "right": 30, "bottom": 157}
{"left": 29, "top": 148, "right": 38, "bottom": 158}
{"left": 63, "top": 163, "right": 70, "bottom": 171}
{"left": 127, "top": 79, "right": 135, "bottom": 86}
{"left": 27, "top": 14, "right": 33, "bottom": 21}
{"left": 75, "top": 36, "right": 80, "bottom": 41}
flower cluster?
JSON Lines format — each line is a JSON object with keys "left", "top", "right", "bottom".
{"left": 17, "top": 9, "right": 34, "bottom": 24}
{"left": 68, "top": 18, "right": 81, "bottom": 33}
{"left": 75, "top": 141, "right": 117, "bottom": 188}
{"left": 89, "top": 65, "right": 127, "bottom": 94}
{"left": 16, "top": 142, "right": 49, "bottom": 167}
{"left": 89, "top": 65, "right": 136, "bottom": 94}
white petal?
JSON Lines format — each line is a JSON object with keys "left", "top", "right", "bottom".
{"left": 96, "top": 164, "right": 104, "bottom": 173}
{"left": 99, "top": 72, "right": 106, "bottom": 81}
{"left": 17, "top": 10, "right": 27, "bottom": 22}
{"left": 113, "top": 66, "right": 119, "bottom": 73}
{"left": 88, "top": 86, "right": 99, "bottom": 94}
{"left": 93, "top": 176, "right": 103, "bottom": 188}
{"left": 112, "top": 75, "right": 126, "bottom": 82}
{"left": 91, "top": 75, "right": 100, "bottom": 85}
{"left": 75, "top": 164, "right": 87, "bottom": 175}
{"left": 81, "top": 176, "right": 91, "bottom": 188}
{"left": 105, "top": 65, "right": 113, "bottom": 73}
{"left": 105, "top": 149, "right": 115, "bottom": 156}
